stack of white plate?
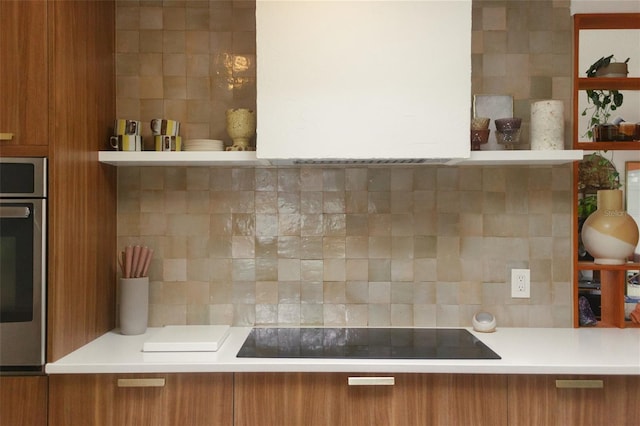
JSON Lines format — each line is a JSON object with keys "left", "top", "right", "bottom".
{"left": 184, "top": 139, "right": 224, "bottom": 151}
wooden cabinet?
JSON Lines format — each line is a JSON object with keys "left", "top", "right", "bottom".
{"left": 48, "top": 373, "right": 233, "bottom": 426}
{"left": 572, "top": 13, "right": 640, "bottom": 328}
{"left": 0, "top": 0, "right": 48, "bottom": 155}
{"left": 234, "top": 372, "right": 508, "bottom": 426}
{"left": 0, "top": 376, "right": 48, "bottom": 426}
{"left": 509, "top": 375, "right": 640, "bottom": 426}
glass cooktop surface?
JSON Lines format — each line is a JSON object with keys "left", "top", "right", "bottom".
{"left": 236, "top": 328, "right": 500, "bottom": 360}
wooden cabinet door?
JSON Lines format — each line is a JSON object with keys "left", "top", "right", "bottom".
{"left": 48, "top": 373, "right": 233, "bottom": 426}
{"left": 0, "top": 376, "right": 48, "bottom": 426}
{"left": 508, "top": 375, "right": 640, "bottom": 426}
{"left": 234, "top": 373, "right": 507, "bottom": 426}
{"left": 0, "top": 0, "right": 48, "bottom": 152}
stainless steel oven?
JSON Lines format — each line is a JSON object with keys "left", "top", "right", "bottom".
{"left": 0, "top": 157, "right": 46, "bottom": 373}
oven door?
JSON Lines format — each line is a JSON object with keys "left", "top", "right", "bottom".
{"left": 0, "top": 199, "right": 46, "bottom": 371}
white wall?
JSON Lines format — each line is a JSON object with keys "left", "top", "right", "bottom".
{"left": 571, "top": 0, "right": 640, "bottom": 15}
{"left": 576, "top": 29, "right": 640, "bottom": 140}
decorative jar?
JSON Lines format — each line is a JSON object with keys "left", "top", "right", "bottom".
{"left": 581, "top": 189, "right": 639, "bottom": 265}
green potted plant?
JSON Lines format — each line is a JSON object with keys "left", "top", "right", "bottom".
{"left": 580, "top": 55, "right": 629, "bottom": 141}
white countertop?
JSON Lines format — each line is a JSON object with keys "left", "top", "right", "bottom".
{"left": 45, "top": 327, "right": 640, "bottom": 375}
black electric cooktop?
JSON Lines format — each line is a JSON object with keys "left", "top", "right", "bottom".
{"left": 236, "top": 328, "right": 500, "bottom": 360}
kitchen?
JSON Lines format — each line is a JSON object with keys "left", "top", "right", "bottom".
{"left": 1, "top": 0, "right": 640, "bottom": 425}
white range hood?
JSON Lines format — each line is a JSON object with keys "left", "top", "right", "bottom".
{"left": 255, "top": 0, "right": 472, "bottom": 164}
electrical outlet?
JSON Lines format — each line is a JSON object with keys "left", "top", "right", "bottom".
{"left": 511, "top": 269, "right": 530, "bottom": 298}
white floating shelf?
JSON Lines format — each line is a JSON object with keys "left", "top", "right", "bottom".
{"left": 99, "top": 150, "right": 584, "bottom": 167}
{"left": 448, "top": 150, "right": 584, "bottom": 166}
{"left": 99, "top": 151, "right": 270, "bottom": 166}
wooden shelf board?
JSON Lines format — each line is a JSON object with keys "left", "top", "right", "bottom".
{"left": 577, "top": 261, "right": 640, "bottom": 271}
{"left": 574, "top": 142, "right": 640, "bottom": 150}
{"left": 577, "top": 77, "right": 640, "bottom": 90}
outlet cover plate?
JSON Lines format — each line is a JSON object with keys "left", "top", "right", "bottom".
{"left": 511, "top": 269, "right": 530, "bottom": 298}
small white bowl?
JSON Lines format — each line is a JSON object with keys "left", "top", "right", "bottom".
{"left": 472, "top": 312, "right": 497, "bottom": 333}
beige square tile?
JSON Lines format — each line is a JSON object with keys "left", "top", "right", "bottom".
{"left": 413, "top": 304, "right": 436, "bottom": 327}
{"left": 279, "top": 214, "right": 301, "bottom": 236}
{"left": 323, "top": 169, "right": 345, "bottom": 191}
{"left": 483, "top": 7, "right": 506, "bottom": 31}
{"left": 186, "top": 9, "right": 209, "bottom": 30}
{"left": 277, "top": 236, "right": 300, "bottom": 259}
{"left": 301, "top": 304, "right": 324, "bottom": 325}
{"left": 139, "top": 30, "right": 163, "bottom": 52}
{"left": 163, "top": 31, "right": 186, "bottom": 53}
{"left": 255, "top": 304, "right": 277, "bottom": 325}
{"left": 345, "top": 191, "right": 368, "bottom": 214}
{"left": 139, "top": 7, "right": 163, "bottom": 30}
{"left": 369, "top": 259, "right": 391, "bottom": 281}
{"left": 390, "top": 192, "right": 413, "bottom": 213}
{"left": 163, "top": 7, "right": 186, "bottom": 30}
{"left": 163, "top": 53, "right": 187, "bottom": 76}
{"left": 345, "top": 236, "right": 368, "bottom": 259}
{"left": 369, "top": 282, "right": 390, "bottom": 304}
{"left": 116, "top": 6, "right": 141, "bottom": 30}
{"left": 323, "top": 214, "right": 346, "bottom": 236}
{"left": 278, "top": 259, "right": 300, "bottom": 281}
{"left": 345, "top": 259, "right": 368, "bottom": 281}
{"left": 368, "top": 236, "right": 391, "bottom": 259}
{"left": 301, "top": 282, "right": 324, "bottom": 304}
{"left": 300, "top": 237, "right": 323, "bottom": 260}
{"left": 323, "top": 192, "right": 345, "bottom": 214}
{"left": 278, "top": 169, "right": 301, "bottom": 192}
{"left": 300, "top": 168, "right": 324, "bottom": 191}
{"left": 255, "top": 236, "right": 277, "bottom": 258}
{"left": 391, "top": 260, "right": 414, "bottom": 282}
{"left": 323, "top": 237, "right": 345, "bottom": 259}
{"left": 345, "top": 168, "right": 368, "bottom": 191}
{"left": 391, "top": 304, "right": 413, "bottom": 326}
{"left": 391, "top": 282, "right": 414, "bottom": 304}
{"left": 345, "top": 304, "right": 368, "bottom": 326}
{"left": 368, "top": 304, "right": 390, "bottom": 327}
{"left": 186, "top": 77, "right": 211, "bottom": 99}
{"left": 232, "top": 236, "right": 254, "bottom": 258}
{"left": 255, "top": 259, "right": 277, "bottom": 282}
{"left": 230, "top": 259, "right": 254, "bottom": 282}
{"left": 278, "top": 282, "right": 301, "bottom": 304}
{"left": 323, "top": 304, "right": 346, "bottom": 326}
{"left": 390, "top": 169, "right": 413, "bottom": 191}
{"left": 117, "top": 76, "right": 141, "bottom": 99}
{"left": 324, "top": 282, "right": 345, "bottom": 303}
{"left": 301, "top": 260, "right": 323, "bottom": 282}
{"left": 346, "top": 281, "right": 369, "bottom": 303}
{"left": 323, "top": 259, "right": 346, "bottom": 282}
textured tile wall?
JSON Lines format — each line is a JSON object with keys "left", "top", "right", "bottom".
{"left": 116, "top": 0, "right": 575, "bottom": 327}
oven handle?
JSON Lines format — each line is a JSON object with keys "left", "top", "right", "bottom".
{"left": 0, "top": 206, "right": 31, "bottom": 218}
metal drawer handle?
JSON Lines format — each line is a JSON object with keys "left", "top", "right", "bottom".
{"left": 0, "top": 206, "right": 30, "bottom": 219}
{"left": 117, "top": 378, "right": 165, "bottom": 388}
{"left": 555, "top": 379, "right": 603, "bottom": 389}
{"left": 348, "top": 377, "right": 395, "bottom": 386}
{"left": 0, "top": 133, "right": 14, "bottom": 141}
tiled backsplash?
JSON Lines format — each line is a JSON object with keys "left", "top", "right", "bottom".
{"left": 116, "top": 0, "right": 575, "bottom": 327}
{"left": 118, "top": 165, "right": 573, "bottom": 327}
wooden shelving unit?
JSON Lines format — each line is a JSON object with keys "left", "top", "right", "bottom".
{"left": 572, "top": 13, "right": 640, "bottom": 328}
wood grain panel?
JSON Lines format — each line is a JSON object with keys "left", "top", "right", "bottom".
{"left": 48, "top": 373, "right": 233, "bottom": 426}
{"left": 234, "top": 373, "right": 508, "bottom": 426}
{"left": 46, "top": 0, "right": 117, "bottom": 362}
{"left": 509, "top": 375, "right": 640, "bottom": 426}
{"left": 0, "top": 376, "right": 48, "bottom": 426}
{"left": 0, "top": 0, "right": 48, "bottom": 153}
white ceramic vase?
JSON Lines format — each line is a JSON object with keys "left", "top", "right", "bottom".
{"left": 581, "top": 189, "right": 639, "bottom": 265}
